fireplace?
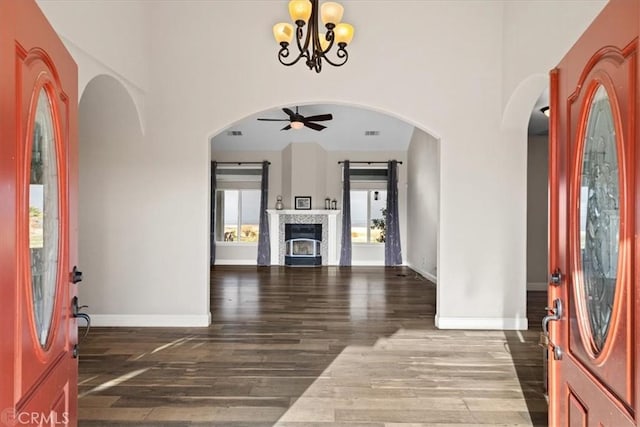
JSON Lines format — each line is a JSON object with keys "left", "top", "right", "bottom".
{"left": 285, "top": 223, "right": 322, "bottom": 266}
{"left": 267, "top": 209, "right": 340, "bottom": 265}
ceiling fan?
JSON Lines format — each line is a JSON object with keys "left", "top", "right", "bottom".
{"left": 257, "top": 106, "right": 333, "bottom": 131}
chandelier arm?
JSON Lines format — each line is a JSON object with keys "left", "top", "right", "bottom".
{"left": 320, "top": 46, "right": 349, "bottom": 67}
{"left": 320, "top": 30, "right": 336, "bottom": 54}
{"left": 295, "top": 24, "right": 310, "bottom": 58}
{"left": 278, "top": 46, "right": 308, "bottom": 67}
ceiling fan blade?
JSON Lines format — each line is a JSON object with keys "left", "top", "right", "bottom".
{"left": 257, "top": 118, "right": 289, "bottom": 121}
{"left": 304, "top": 122, "right": 326, "bottom": 131}
{"left": 303, "top": 114, "right": 333, "bottom": 122}
{"left": 282, "top": 107, "right": 295, "bottom": 117}
{"left": 281, "top": 124, "right": 292, "bottom": 131}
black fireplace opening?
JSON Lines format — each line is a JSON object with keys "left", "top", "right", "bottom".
{"left": 285, "top": 224, "right": 322, "bottom": 266}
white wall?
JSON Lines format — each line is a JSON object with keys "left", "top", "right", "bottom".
{"left": 407, "top": 129, "right": 439, "bottom": 283}
{"left": 527, "top": 135, "right": 549, "bottom": 290}
{"left": 37, "top": 0, "right": 150, "bottom": 91}
{"left": 288, "top": 143, "right": 328, "bottom": 209}
{"left": 79, "top": 75, "right": 204, "bottom": 326}
{"left": 39, "top": 1, "right": 607, "bottom": 329}
{"left": 502, "top": 1, "right": 607, "bottom": 111}
{"left": 282, "top": 144, "right": 293, "bottom": 208}
{"left": 37, "top": 0, "right": 150, "bottom": 132}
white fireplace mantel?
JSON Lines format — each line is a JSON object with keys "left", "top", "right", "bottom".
{"left": 267, "top": 209, "right": 341, "bottom": 266}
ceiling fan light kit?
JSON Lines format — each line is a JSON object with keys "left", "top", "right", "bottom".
{"left": 273, "top": 0, "right": 355, "bottom": 73}
{"left": 257, "top": 106, "right": 333, "bottom": 131}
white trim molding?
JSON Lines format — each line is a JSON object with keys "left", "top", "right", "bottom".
{"left": 435, "top": 315, "right": 528, "bottom": 331}
{"left": 407, "top": 263, "right": 437, "bottom": 284}
{"left": 90, "top": 314, "right": 211, "bottom": 327}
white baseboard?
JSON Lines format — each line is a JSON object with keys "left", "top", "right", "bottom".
{"left": 406, "top": 263, "right": 437, "bottom": 284}
{"left": 90, "top": 314, "right": 211, "bottom": 327}
{"left": 215, "top": 259, "right": 256, "bottom": 265}
{"left": 528, "top": 282, "right": 548, "bottom": 291}
{"left": 435, "top": 314, "right": 528, "bottom": 331}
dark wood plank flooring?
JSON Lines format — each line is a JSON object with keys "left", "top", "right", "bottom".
{"left": 77, "top": 266, "right": 547, "bottom": 426}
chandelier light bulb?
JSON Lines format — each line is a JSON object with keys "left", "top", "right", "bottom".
{"left": 273, "top": 23, "right": 294, "bottom": 44}
{"left": 321, "top": 2, "right": 344, "bottom": 26}
{"left": 334, "top": 23, "right": 354, "bottom": 45}
{"left": 289, "top": 0, "right": 312, "bottom": 24}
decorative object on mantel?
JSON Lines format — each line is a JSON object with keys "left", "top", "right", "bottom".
{"left": 276, "top": 195, "right": 284, "bottom": 210}
{"left": 324, "top": 197, "right": 331, "bottom": 210}
{"left": 331, "top": 199, "right": 337, "bottom": 210}
{"left": 272, "top": 0, "right": 355, "bottom": 73}
{"left": 294, "top": 196, "right": 312, "bottom": 210}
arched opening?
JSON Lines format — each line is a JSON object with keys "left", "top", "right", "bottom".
{"left": 207, "top": 103, "right": 439, "bottom": 279}
{"left": 78, "top": 74, "right": 145, "bottom": 323}
{"left": 501, "top": 74, "right": 549, "bottom": 324}
{"left": 527, "top": 89, "right": 550, "bottom": 295}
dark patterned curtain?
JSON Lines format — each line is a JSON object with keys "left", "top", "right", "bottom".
{"left": 385, "top": 160, "right": 402, "bottom": 265}
{"left": 339, "top": 160, "right": 352, "bottom": 266}
{"left": 257, "top": 161, "right": 271, "bottom": 266}
{"left": 210, "top": 161, "right": 217, "bottom": 267}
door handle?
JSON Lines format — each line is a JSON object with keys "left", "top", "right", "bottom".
{"left": 72, "top": 296, "right": 91, "bottom": 338}
{"left": 541, "top": 298, "right": 563, "bottom": 360}
{"left": 542, "top": 298, "right": 563, "bottom": 334}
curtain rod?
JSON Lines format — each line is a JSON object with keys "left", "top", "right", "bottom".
{"left": 214, "top": 161, "right": 271, "bottom": 165}
{"left": 337, "top": 161, "right": 403, "bottom": 165}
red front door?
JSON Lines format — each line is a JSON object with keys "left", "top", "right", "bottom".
{"left": 0, "top": 1, "right": 79, "bottom": 426}
{"left": 548, "top": 0, "right": 638, "bottom": 425}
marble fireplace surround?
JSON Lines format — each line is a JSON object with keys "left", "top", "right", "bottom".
{"left": 267, "top": 210, "right": 340, "bottom": 265}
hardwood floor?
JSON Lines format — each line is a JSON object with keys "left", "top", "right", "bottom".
{"left": 78, "top": 266, "right": 548, "bottom": 426}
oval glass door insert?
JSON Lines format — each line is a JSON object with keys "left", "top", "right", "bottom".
{"left": 579, "top": 84, "right": 620, "bottom": 353}
{"left": 29, "top": 88, "right": 59, "bottom": 348}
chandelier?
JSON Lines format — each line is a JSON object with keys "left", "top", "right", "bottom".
{"left": 273, "top": 1, "right": 355, "bottom": 73}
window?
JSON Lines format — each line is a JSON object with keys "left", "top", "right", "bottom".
{"left": 350, "top": 189, "right": 387, "bottom": 243}
{"left": 345, "top": 165, "right": 388, "bottom": 244}
{"left": 214, "top": 165, "right": 263, "bottom": 243}
{"left": 216, "top": 190, "right": 261, "bottom": 242}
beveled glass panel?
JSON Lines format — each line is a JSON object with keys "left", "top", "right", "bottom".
{"left": 29, "top": 89, "right": 59, "bottom": 348}
{"left": 579, "top": 85, "right": 619, "bottom": 353}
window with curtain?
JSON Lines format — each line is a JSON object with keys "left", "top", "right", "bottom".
{"left": 214, "top": 166, "right": 261, "bottom": 243}
{"left": 346, "top": 167, "right": 388, "bottom": 244}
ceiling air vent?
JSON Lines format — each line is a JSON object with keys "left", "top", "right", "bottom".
{"left": 364, "top": 130, "right": 380, "bottom": 136}
{"left": 226, "top": 130, "right": 243, "bottom": 136}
